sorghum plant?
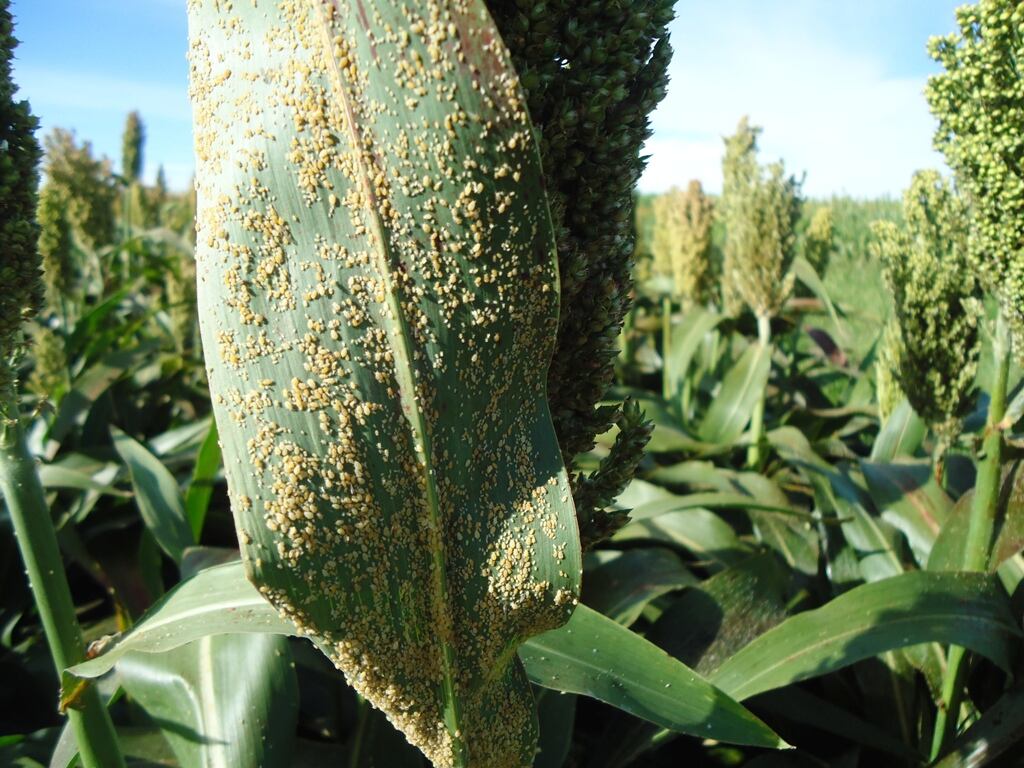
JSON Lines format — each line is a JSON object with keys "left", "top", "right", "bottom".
{"left": 42, "top": 128, "right": 117, "bottom": 253}
{"left": 0, "top": 4, "right": 124, "bottom": 765}
{"left": 871, "top": 170, "right": 979, "bottom": 454}
{"left": 926, "top": 0, "right": 1024, "bottom": 752}
{"left": 719, "top": 117, "right": 802, "bottom": 466}
{"left": 121, "top": 110, "right": 144, "bottom": 185}
{"left": 652, "top": 181, "right": 714, "bottom": 307}
{"left": 803, "top": 204, "right": 834, "bottom": 275}
{"left": 720, "top": 117, "right": 802, "bottom": 322}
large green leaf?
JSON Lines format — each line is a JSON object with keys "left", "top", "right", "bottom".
{"left": 187, "top": 2, "right": 580, "bottom": 765}
{"left": 698, "top": 341, "right": 771, "bottom": 445}
{"left": 709, "top": 571, "right": 1020, "bottom": 702}
{"left": 65, "top": 562, "right": 782, "bottom": 750}
{"left": 63, "top": 564, "right": 293, "bottom": 683}
{"left": 519, "top": 605, "right": 782, "bottom": 749}
{"left": 593, "top": 554, "right": 789, "bottom": 767}
{"left": 119, "top": 634, "right": 298, "bottom": 768}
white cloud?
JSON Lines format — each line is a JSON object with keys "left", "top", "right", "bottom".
{"left": 640, "top": 3, "right": 948, "bottom": 198}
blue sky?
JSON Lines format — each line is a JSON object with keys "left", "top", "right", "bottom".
{"left": 10, "top": 0, "right": 962, "bottom": 197}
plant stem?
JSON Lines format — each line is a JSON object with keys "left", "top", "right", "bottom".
{"left": 930, "top": 310, "right": 1011, "bottom": 759}
{"left": 0, "top": 394, "right": 125, "bottom": 768}
{"left": 661, "top": 296, "right": 673, "bottom": 401}
{"left": 747, "top": 313, "right": 772, "bottom": 469}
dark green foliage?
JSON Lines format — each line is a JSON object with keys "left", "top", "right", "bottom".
{"left": 0, "top": 0, "right": 41, "bottom": 392}
{"left": 487, "top": 0, "right": 673, "bottom": 531}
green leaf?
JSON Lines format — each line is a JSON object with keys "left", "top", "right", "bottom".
{"left": 37, "top": 463, "right": 130, "bottom": 498}
{"left": 833, "top": 489, "right": 905, "bottom": 583}
{"left": 870, "top": 399, "right": 926, "bottom": 461}
{"left": 186, "top": 3, "right": 580, "bottom": 763}
{"left": 519, "top": 605, "right": 783, "bottom": 748}
{"left": 992, "top": 461, "right": 1024, "bottom": 567}
{"left": 184, "top": 419, "right": 221, "bottom": 541}
{"left": 614, "top": 510, "right": 754, "bottom": 569}
{"left": 698, "top": 342, "right": 771, "bottom": 445}
{"left": 148, "top": 419, "right": 213, "bottom": 459}
{"left": 583, "top": 548, "right": 696, "bottom": 626}
{"left": 709, "top": 571, "right": 1020, "bottom": 702}
{"left": 48, "top": 345, "right": 156, "bottom": 445}
{"left": 614, "top": 479, "right": 674, "bottom": 509}
{"left": 119, "top": 634, "right": 298, "bottom": 768}
{"left": 733, "top": 472, "right": 819, "bottom": 576}
{"left": 111, "top": 426, "right": 193, "bottom": 564}
{"left": 594, "top": 554, "right": 789, "bottom": 766}
{"left": 628, "top": 492, "right": 810, "bottom": 522}
{"left": 792, "top": 255, "right": 846, "bottom": 341}
{"left": 63, "top": 563, "right": 292, "bottom": 686}
{"left": 66, "top": 562, "right": 782, "bottom": 750}
{"left": 646, "top": 553, "right": 787, "bottom": 676}
{"left": 862, "top": 460, "right": 951, "bottom": 566}
{"left": 663, "top": 307, "right": 721, "bottom": 411}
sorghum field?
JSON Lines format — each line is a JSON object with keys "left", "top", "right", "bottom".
{"left": 2, "top": 1, "right": 1024, "bottom": 767}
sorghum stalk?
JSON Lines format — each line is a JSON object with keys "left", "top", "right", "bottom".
{"left": 926, "top": 5, "right": 1024, "bottom": 751}
{"left": 662, "top": 295, "right": 672, "bottom": 400}
{"left": 931, "top": 311, "right": 1011, "bottom": 757}
{"left": 0, "top": 402, "right": 125, "bottom": 768}
{"left": 720, "top": 119, "right": 799, "bottom": 468}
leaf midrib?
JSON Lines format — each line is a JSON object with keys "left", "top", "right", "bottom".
{"left": 310, "top": 1, "right": 464, "bottom": 755}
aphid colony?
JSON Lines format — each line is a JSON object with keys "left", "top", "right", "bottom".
{"left": 187, "top": 0, "right": 581, "bottom": 765}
